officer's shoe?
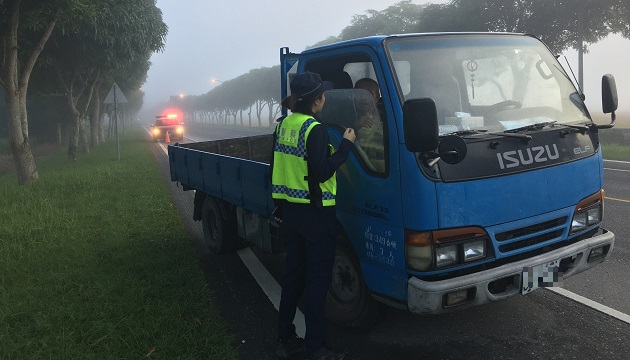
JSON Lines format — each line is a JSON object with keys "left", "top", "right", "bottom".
{"left": 276, "top": 333, "right": 304, "bottom": 359}
{"left": 306, "top": 342, "right": 346, "bottom": 360}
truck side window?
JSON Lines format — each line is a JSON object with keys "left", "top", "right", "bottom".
{"left": 319, "top": 89, "right": 385, "bottom": 174}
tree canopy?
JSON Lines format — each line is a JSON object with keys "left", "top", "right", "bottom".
{"left": 0, "top": 0, "right": 167, "bottom": 183}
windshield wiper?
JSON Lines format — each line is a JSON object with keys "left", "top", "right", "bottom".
{"left": 561, "top": 123, "right": 590, "bottom": 131}
{"left": 442, "top": 129, "right": 532, "bottom": 143}
{"left": 507, "top": 120, "right": 591, "bottom": 136}
{"left": 505, "top": 121, "right": 557, "bottom": 133}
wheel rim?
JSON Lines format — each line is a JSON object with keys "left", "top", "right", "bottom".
{"left": 331, "top": 252, "right": 360, "bottom": 304}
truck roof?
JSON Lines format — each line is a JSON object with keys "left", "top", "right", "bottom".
{"left": 297, "top": 32, "right": 528, "bottom": 55}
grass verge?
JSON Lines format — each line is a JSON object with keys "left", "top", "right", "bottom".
{"left": 601, "top": 144, "right": 630, "bottom": 162}
{"left": 0, "top": 128, "right": 237, "bottom": 359}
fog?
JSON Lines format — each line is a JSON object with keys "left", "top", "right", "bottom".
{"left": 142, "top": 0, "right": 630, "bottom": 115}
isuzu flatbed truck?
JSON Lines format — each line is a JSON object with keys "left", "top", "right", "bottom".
{"left": 168, "top": 32, "right": 618, "bottom": 327}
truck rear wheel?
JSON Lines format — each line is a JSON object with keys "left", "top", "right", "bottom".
{"left": 201, "top": 197, "right": 236, "bottom": 254}
{"left": 326, "top": 241, "right": 385, "bottom": 329}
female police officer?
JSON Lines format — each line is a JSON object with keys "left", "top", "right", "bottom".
{"left": 273, "top": 71, "right": 355, "bottom": 360}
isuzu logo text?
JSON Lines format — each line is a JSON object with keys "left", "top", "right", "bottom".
{"left": 496, "top": 144, "right": 559, "bottom": 169}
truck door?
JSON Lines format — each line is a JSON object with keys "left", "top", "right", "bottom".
{"left": 299, "top": 48, "right": 408, "bottom": 301}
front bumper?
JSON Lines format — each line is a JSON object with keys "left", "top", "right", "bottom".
{"left": 407, "top": 229, "right": 614, "bottom": 314}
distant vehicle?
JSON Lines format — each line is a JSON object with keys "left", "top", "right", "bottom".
{"left": 151, "top": 114, "right": 184, "bottom": 141}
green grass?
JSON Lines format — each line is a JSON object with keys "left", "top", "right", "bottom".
{"left": 0, "top": 128, "right": 237, "bottom": 359}
{"left": 602, "top": 144, "right": 630, "bottom": 161}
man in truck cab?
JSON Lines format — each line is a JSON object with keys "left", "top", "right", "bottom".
{"left": 353, "top": 78, "right": 386, "bottom": 173}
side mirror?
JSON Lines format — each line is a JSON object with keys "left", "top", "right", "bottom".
{"left": 602, "top": 74, "right": 618, "bottom": 114}
{"left": 599, "top": 74, "right": 617, "bottom": 129}
{"left": 403, "top": 98, "right": 438, "bottom": 153}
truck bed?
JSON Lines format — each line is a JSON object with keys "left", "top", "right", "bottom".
{"left": 168, "top": 134, "right": 275, "bottom": 216}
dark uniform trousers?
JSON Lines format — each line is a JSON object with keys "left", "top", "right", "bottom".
{"left": 277, "top": 201, "right": 337, "bottom": 354}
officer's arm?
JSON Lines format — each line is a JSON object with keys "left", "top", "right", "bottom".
{"left": 306, "top": 124, "right": 354, "bottom": 183}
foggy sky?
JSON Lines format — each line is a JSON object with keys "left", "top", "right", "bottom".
{"left": 143, "top": 0, "right": 630, "bottom": 114}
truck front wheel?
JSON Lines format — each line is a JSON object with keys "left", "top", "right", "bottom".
{"left": 326, "top": 241, "right": 385, "bottom": 328}
{"left": 201, "top": 197, "right": 236, "bottom": 254}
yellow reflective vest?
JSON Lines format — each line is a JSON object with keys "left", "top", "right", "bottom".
{"left": 272, "top": 113, "right": 336, "bottom": 206}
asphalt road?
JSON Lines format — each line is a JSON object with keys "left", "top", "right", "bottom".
{"left": 562, "top": 159, "right": 630, "bottom": 314}
{"left": 152, "top": 124, "right": 630, "bottom": 360}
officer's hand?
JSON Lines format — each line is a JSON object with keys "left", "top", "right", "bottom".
{"left": 344, "top": 127, "right": 356, "bottom": 143}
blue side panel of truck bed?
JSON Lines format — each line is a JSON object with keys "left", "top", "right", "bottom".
{"left": 219, "top": 156, "right": 244, "bottom": 206}
{"left": 169, "top": 146, "right": 189, "bottom": 185}
{"left": 200, "top": 152, "right": 222, "bottom": 197}
{"left": 241, "top": 160, "right": 273, "bottom": 215}
{"left": 168, "top": 143, "right": 274, "bottom": 217}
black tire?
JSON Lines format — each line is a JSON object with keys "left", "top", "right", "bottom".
{"left": 201, "top": 196, "right": 236, "bottom": 254}
{"left": 326, "top": 240, "right": 386, "bottom": 329}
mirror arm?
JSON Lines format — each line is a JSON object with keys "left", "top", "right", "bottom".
{"left": 422, "top": 152, "right": 441, "bottom": 167}
{"left": 596, "top": 111, "right": 616, "bottom": 129}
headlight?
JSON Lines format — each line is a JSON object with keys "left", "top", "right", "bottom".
{"left": 570, "top": 190, "right": 604, "bottom": 234}
{"left": 176, "top": 126, "right": 184, "bottom": 134}
{"left": 570, "top": 204, "right": 602, "bottom": 233}
{"left": 463, "top": 239, "right": 486, "bottom": 262}
{"left": 406, "top": 227, "right": 489, "bottom": 271}
{"left": 436, "top": 245, "right": 458, "bottom": 267}
{"left": 152, "top": 128, "right": 160, "bottom": 135}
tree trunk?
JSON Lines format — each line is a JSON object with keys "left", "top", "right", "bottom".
{"left": 0, "top": 2, "right": 56, "bottom": 184}
{"left": 5, "top": 90, "right": 38, "bottom": 184}
{"left": 91, "top": 86, "right": 101, "bottom": 146}
{"left": 56, "top": 122, "right": 62, "bottom": 144}
{"left": 79, "top": 118, "right": 89, "bottom": 154}
{"left": 267, "top": 102, "right": 274, "bottom": 126}
{"left": 67, "top": 109, "right": 81, "bottom": 161}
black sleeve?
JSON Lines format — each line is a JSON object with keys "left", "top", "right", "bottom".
{"left": 306, "top": 124, "right": 354, "bottom": 184}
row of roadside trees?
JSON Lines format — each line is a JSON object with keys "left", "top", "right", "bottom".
{"left": 166, "top": 0, "right": 629, "bottom": 132}
{"left": 0, "top": 0, "right": 167, "bottom": 184}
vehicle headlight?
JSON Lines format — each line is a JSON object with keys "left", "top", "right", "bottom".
{"left": 152, "top": 128, "right": 160, "bottom": 135}
{"left": 436, "top": 245, "right": 458, "bottom": 267}
{"left": 463, "top": 239, "right": 486, "bottom": 262}
{"left": 176, "top": 126, "right": 184, "bottom": 134}
{"left": 406, "top": 227, "right": 490, "bottom": 271}
{"left": 570, "top": 190, "right": 604, "bottom": 234}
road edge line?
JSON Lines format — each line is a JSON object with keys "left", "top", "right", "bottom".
{"left": 603, "top": 159, "right": 630, "bottom": 164}
{"left": 237, "top": 247, "right": 307, "bottom": 338}
{"left": 548, "top": 287, "right": 630, "bottom": 325}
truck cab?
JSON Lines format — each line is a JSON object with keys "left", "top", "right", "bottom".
{"left": 280, "top": 33, "right": 617, "bottom": 324}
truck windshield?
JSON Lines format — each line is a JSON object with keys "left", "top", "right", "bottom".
{"left": 385, "top": 34, "right": 590, "bottom": 135}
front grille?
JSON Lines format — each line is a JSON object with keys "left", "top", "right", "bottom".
{"left": 495, "top": 216, "right": 568, "bottom": 254}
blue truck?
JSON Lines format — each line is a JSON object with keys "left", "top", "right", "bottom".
{"left": 168, "top": 33, "right": 618, "bottom": 327}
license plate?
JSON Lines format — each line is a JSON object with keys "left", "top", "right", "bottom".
{"left": 521, "top": 259, "right": 561, "bottom": 295}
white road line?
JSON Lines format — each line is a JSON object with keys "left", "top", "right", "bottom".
{"left": 604, "top": 167, "right": 630, "bottom": 172}
{"left": 237, "top": 248, "right": 306, "bottom": 338}
{"left": 548, "top": 287, "right": 630, "bottom": 325}
{"left": 159, "top": 142, "right": 168, "bottom": 155}
{"left": 603, "top": 159, "right": 630, "bottom": 164}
